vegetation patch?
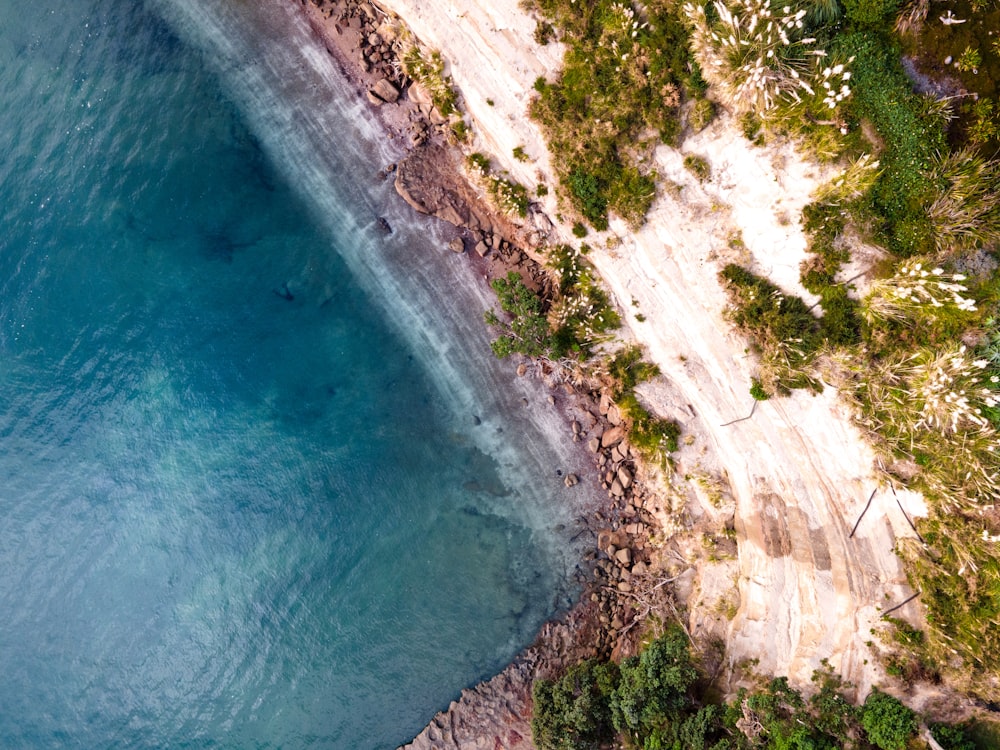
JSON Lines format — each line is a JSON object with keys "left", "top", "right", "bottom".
{"left": 401, "top": 45, "right": 460, "bottom": 117}
{"left": 466, "top": 152, "right": 530, "bottom": 217}
{"left": 606, "top": 345, "right": 680, "bottom": 460}
{"left": 524, "top": 0, "right": 709, "bottom": 229}
{"left": 533, "top": 629, "right": 975, "bottom": 750}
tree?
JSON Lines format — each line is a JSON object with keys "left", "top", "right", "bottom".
{"left": 531, "top": 659, "right": 619, "bottom": 750}
{"left": 610, "top": 624, "right": 698, "bottom": 738}
{"left": 483, "top": 271, "right": 553, "bottom": 358}
{"left": 860, "top": 689, "right": 917, "bottom": 750}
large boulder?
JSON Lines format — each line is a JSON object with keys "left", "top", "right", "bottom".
{"left": 370, "top": 77, "right": 400, "bottom": 103}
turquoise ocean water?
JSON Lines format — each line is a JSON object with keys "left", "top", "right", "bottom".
{"left": 0, "top": 1, "right": 597, "bottom": 747}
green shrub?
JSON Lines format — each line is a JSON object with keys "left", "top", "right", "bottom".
{"left": 568, "top": 168, "right": 609, "bottom": 230}
{"left": 401, "top": 46, "right": 459, "bottom": 116}
{"left": 860, "top": 689, "right": 917, "bottom": 750}
{"left": 618, "top": 391, "right": 681, "bottom": 456}
{"left": 531, "top": 660, "right": 618, "bottom": 750}
{"left": 834, "top": 31, "right": 945, "bottom": 255}
{"left": 607, "top": 345, "right": 661, "bottom": 396}
{"left": 572, "top": 222, "right": 588, "bottom": 238}
{"left": 526, "top": 0, "right": 696, "bottom": 228}
{"left": 930, "top": 722, "right": 977, "bottom": 750}
{"left": 842, "top": 0, "right": 900, "bottom": 27}
{"left": 610, "top": 625, "right": 697, "bottom": 737}
{"left": 720, "top": 265, "right": 822, "bottom": 351}
{"left": 547, "top": 244, "right": 621, "bottom": 356}
{"left": 750, "top": 378, "right": 770, "bottom": 401}
{"left": 689, "top": 97, "right": 715, "bottom": 132}
{"left": 683, "top": 154, "right": 711, "bottom": 182}
{"left": 534, "top": 20, "right": 556, "bottom": 45}
{"left": 484, "top": 272, "right": 553, "bottom": 358}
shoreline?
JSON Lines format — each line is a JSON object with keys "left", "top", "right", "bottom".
{"left": 293, "top": 0, "right": 679, "bottom": 745}
{"left": 288, "top": 0, "right": 949, "bottom": 745}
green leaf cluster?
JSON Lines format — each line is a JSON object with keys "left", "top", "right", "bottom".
{"left": 532, "top": 633, "right": 977, "bottom": 750}
{"left": 834, "top": 31, "right": 945, "bottom": 255}
{"left": 859, "top": 690, "right": 916, "bottom": 750}
{"left": 484, "top": 271, "right": 554, "bottom": 359}
{"left": 605, "top": 346, "right": 680, "bottom": 459}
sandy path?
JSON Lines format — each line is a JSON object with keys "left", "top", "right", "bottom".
{"left": 376, "top": 0, "right": 924, "bottom": 694}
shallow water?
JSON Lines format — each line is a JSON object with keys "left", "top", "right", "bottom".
{"left": 0, "top": 1, "right": 596, "bottom": 746}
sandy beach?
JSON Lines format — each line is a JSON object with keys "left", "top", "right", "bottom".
{"left": 291, "top": 0, "right": 933, "bottom": 745}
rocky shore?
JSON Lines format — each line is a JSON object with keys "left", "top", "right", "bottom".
{"left": 293, "top": 0, "right": 685, "bottom": 746}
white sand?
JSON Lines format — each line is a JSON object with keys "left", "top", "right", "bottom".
{"left": 379, "top": 0, "right": 924, "bottom": 692}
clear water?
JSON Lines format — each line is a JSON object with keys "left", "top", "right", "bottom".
{"left": 0, "top": 1, "right": 597, "bottom": 747}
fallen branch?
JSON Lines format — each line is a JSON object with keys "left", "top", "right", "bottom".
{"left": 850, "top": 488, "right": 878, "bottom": 538}
{"left": 882, "top": 590, "right": 921, "bottom": 617}
{"left": 720, "top": 399, "right": 757, "bottom": 427}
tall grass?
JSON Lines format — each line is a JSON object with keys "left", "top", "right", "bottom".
{"left": 683, "top": 0, "right": 853, "bottom": 116}
{"left": 926, "top": 148, "right": 1000, "bottom": 255}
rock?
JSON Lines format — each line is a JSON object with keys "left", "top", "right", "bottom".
{"left": 370, "top": 77, "right": 399, "bottom": 103}
{"left": 618, "top": 466, "right": 633, "bottom": 489}
{"left": 474, "top": 240, "right": 490, "bottom": 257}
{"left": 434, "top": 203, "right": 468, "bottom": 227}
{"left": 611, "top": 444, "right": 625, "bottom": 463}
{"left": 366, "top": 90, "right": 384, "bottom": 106}
{"left": 516, "top": 363, "right": 527, "bottom": 377}
{"left": 617, "top": 581, "right": 633, "bottom": 593}
{"left": 611, "top": 616, "right": 623, "bottom": 630}
{"left": 625, "top": 523, "right": 642, "bottom": 536}
{"left": 599, "top": 392, "right": 612, "bottom": 415}
{"left": 376, "top": 216, "right": 392, "bottom": 234}
{"left": 610, "top": 478, "right": 624, "bottom": 497}
{"left": 563, "top": 474, "right": 579, "bottom": 488}
{"left": 615, "top": 548, "right": 632, "bottom": 566}
{"left": 571, "top": 420, "right": 581, "bottom": 435}
{"left": 448, "top": 238, "right": 465, "bottom": 254}
{"left": 368, "top": 32, "right": 382, "bottom": 47}
{"left": 631, "top": 561, "right": 648, "bottom": 577}
{"left": 547, "top": 395, "right": 556, "bottom": 405}
{"left": 472, "top": 415, "right": 481, "bottom": 426}
{"left": 601, "top": 426, "right": 626, "bottom": 448}
{"left": 588, "top": 437, "right": 601, "bottom": 453}
{"left": 607, "top": 404, "right": 622, "bottom": 426}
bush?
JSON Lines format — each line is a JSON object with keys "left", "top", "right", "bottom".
{"left": 683, "top": 154, "right": 711, "bottom": 182}
{"left": 484, "top": 272, "right": 553, "bottom": 358}
{"left": 568, "top": 169, "right": 610, "bottom": 230}
{"left": 526, "top": 0, "right": 696, "bottom": 228}
{"left": 750, "top": 378, "right": 770, "bottom": 401}
{"left": 610, "top": 625, "right": 698, "bottom": 737}
{"left": 842, "top": 0, "right": 900, "bottom": 27}
{"left": 860, "top": 689, "right": 917, "bottom": 750}
{"left": 719, "top": 265, "right": 822, "bottom": 351}
{"left": 531, "top": 660, "right": 618, "bottom": 750}
{"left": 834, "top": 31, "right": 945, "bottom": 254}
{"left": 689, "top": 97, "right": 715, "bottom": 132}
